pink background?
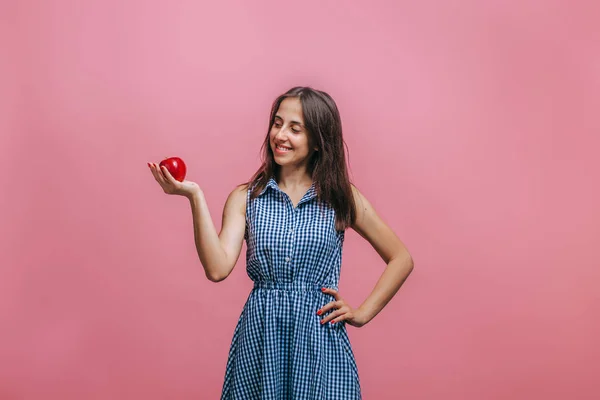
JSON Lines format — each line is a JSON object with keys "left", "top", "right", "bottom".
{"left": 1, "top": 0, "right": 599, "bottom": 399}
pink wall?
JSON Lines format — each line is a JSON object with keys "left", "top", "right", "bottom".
{"left": 1, "top": 0, "right": 598, "bottom": 399}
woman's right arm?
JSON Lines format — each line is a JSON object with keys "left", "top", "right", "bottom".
{"left": 188, "top": 185, "right": 247, "bottom": 282}
{"left": 148, "top": 162, "right": 247, "bottom": 282}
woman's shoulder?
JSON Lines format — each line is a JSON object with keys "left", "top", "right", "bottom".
{"left": 225, "top": 183, "right": 250, "bottom": 215}
{"left": 233, "top": 182, "right": 251, "bottom": 193}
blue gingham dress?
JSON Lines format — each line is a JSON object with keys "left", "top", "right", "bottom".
{"left": 220, "top": 177, "right": 361, "bottom": 399}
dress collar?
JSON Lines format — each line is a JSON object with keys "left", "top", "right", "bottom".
{"left": 258, "top": 177, "right": 317, "bottom": 204}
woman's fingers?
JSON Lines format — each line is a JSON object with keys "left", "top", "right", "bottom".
{"left": 330, "top": 313, "right": 351, "bottom": 324}
{"left": 149, "top": 163, "right": 168, "bottom": 189}
{"left": 160, "top": 165, "right": 177, "bottom": 184}
{"left": 148, "top": 163, "right": 161, "bottom": 182}
{"left": 318, "top": 300, "right": 342, "bottom": 314}
{"left": 320, "top": 308, "right": 345, "bottom": 324}
{"left": 320, "top": 306, "right": 351, "bottom": 325}
{"left": 317, "top": 300, "right": 348, "bottom": 324}
{"left": 321, "top": 287, "right": 340, "bottom": 300}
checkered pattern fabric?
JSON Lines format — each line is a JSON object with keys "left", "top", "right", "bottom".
{"left": 220, "top": 177, "right": 361, "bottom": 399}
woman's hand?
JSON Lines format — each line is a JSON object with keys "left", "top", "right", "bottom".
{"left": 148, "top": 163, "right": 201, "bottom": 199}
{"left": 317, "top": 287, "right": 369, "bottom": 328}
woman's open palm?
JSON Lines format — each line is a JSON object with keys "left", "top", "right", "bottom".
{"left": 148, "top": 163, "right": 200, "bottom": 199}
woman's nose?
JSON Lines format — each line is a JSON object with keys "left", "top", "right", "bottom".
{"left": 275, "top": 127, "right": 288, "bottom": 140}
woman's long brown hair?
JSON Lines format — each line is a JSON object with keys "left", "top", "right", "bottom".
{"left": 244, "top": 86, "right": 356, "bottom": 231}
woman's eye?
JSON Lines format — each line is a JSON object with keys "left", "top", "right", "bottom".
{"left": 272, "top": 122, "right": 299, "bottom": 133}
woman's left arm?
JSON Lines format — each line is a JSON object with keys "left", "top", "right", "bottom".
{"left": 351, "top": 184, "right": 415, "bottom": 326}
{"left": 318, "top": 185, "right": 414, "bottom": 327}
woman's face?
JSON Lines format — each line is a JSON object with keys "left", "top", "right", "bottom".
{"left": 269, "top": 97, "right": 314, "bottom": 168}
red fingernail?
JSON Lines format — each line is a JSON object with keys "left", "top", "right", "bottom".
{"left": 331, "top": 321, "right": 336, "bottom": 324}
{"left": 317, "top": 310, "right": 322, "bottom": 315}
{"left": 321, "top": 287, "right": 326, "bottom": 292}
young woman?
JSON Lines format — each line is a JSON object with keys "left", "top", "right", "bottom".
{"left": 148, "top": 86, "right": 414, "bottom": 399}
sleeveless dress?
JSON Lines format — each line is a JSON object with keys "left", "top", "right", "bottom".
{"left": 220, "top": 177, "right": 362, "bottom": 399}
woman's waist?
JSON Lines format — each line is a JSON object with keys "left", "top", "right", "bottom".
{"left": 252, "top": 280, "right": 337, "bottom": 292}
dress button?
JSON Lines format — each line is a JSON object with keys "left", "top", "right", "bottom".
{"left": 285, "top": 257, "right": 291, "bottom": 262}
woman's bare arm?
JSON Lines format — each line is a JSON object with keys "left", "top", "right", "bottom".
{"left": 188, "top": 184, "right": 247, "bottom": 282}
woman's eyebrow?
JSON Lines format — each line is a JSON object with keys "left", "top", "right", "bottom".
{"left": 274, "top": 115, "right": 304, "bottom": 126}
